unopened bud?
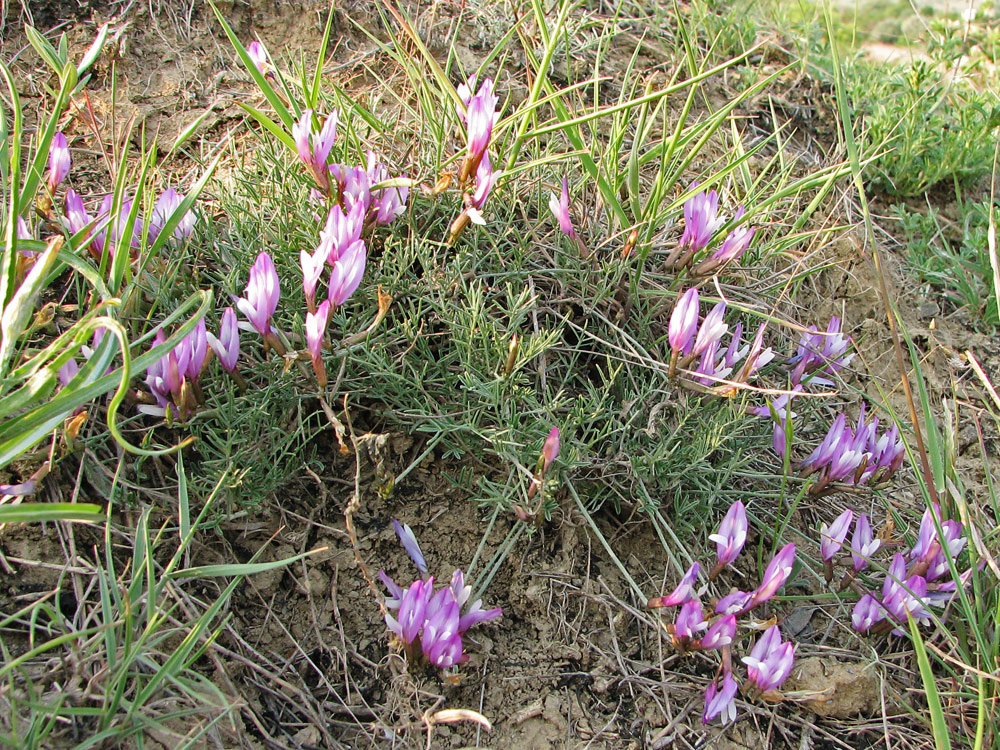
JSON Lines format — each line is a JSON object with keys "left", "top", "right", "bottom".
{"left": 503, "top": 334, "right": 519, "bottom": 377}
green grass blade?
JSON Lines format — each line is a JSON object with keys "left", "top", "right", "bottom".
{"left": 908, "top": 613, "right": 953, "bottom": 750}
{"left": 170, "top": 546, "right": 325, "bottom": 578}
{"left": 0, "top": 237, "right": 62, "bottom": 379}
{"left": 0, "top": 61, "right": 22, "bottom": 312}
{"left": 0, "top": 503, "right": 103, "bottom": 524}
{"left": 237, "top": 103, "right": 296, "bottom": 151}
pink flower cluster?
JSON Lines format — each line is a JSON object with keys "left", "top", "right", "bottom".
{"left": 798, "top": 403, "right": 905, "bottom": 493}
{"left": 138, "top": 307, "right": 243, "bottom": 420}
{"left": 752, "top": 317, "right": 882, "bottom": 483}
{"left": 819, "top": 505, "right": 971, "bottom": 636}
{"left": 667, "top": 287, "right": 773, "bottom": 390}
{"left": 142, "top": 320, "right": 210, "bottom": 420}
{"left": 648, "top": 501, "right": 798, "bottom": 724}
{"left": 32, "top": 132, "right": 196, "bottom": 261}
{"left": 664, "top": 182, "right": 756, "bottom": 274}
{"left": 788, "top": 316, "right": 855, "bottom": 387}
{"left": 754, "top": 393, "right": 904, "bottom": 492}
{"left": 288, "top": 112, "right": 410, "bottom": 386}
{"left": 379, "top": 520, "right": 501, "bottom": 671}
{"left": 449, "top": 76, "right": 503, "bottom": 242}
{"left": 125, "top": 106, "right": 409, "bottom": 418}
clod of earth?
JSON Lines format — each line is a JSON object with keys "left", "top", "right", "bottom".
{"left": 784, "top": 656, "right": 880, "bottom": 718}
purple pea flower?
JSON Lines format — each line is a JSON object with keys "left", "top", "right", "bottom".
{"left": 680, "top": 182, "right": 723, "bottom": 253}
{"left": 90, "top": 194, "right": 113, "bottom": 256}
{"left": 373, "top": 180, "right": 408, "bottom": 225}
{"left": 703, "top": 672, "right": 738, "bottom": 724}
{"left": 319, "top": 201, "right": 365, "bottom": 266}
{"left": 693, "top": 338, "right": 728, "bottom": 387}
{"left": 752, "top": 390, "right": 799, "bottom": 460}
{"left": 48, "top": 132, "right": 71, "bottom": 193}
{"left": 883, "top": 575, "right": 931, "bottom": 630}
{"left": 800, "top": 411, "right": 876, "bottom": 491}
{"left": 207, "top": 307, "right": 240, "bottom": 374}
{"left": 715, "top": 590, "right": 752, "bottom": 616}
{"left": 448, "top": 569, "right": 502, "bottom": 632}
{"left": 790, "top": 316, "right": 854, "bottom": 387}
{"left": 142, "top": 333, "right": 170, "bottom": 412}
{"left": 461, "top": 77, "right": 500, "bottom": 181}
{"left": 380, "top": 526, "right": 501, "bottom": 672}
{"left": 380, "top": 570, "right": 405, "bottom": 610}
{"left": 393, "top": 519, "right": 428, "bottom": 576}
{"left": 742, "top": 625, "right": 795, "bottom": 692}
{"left": 750, "top": 542, "right": 796, "bottom": 607}
{"left": 456, "top": 74, "right": 489, "bottom": 118}
{"left": 668, "top": 288, "right": 700, "bottom": 357}
{"left": 391, "top": 578, "right": 433, "bottom": 646}
{"left": 649, "top": 562, "right": 700, "bottom": 609}
{"left": 926, "top": 567, "right": 976, "bottom": 608}
{"left": 305, "top": 300, "right": 331, "bottom": 382}
{"left": 711, "top": 206, "right": 755, "bottom": 263}
{"left": 910, "top": 504, "right": 942, "bottom": 563}
{"left": 246, "top": 40, "right": 274, "bottom": 78}
{"left": 64, "top": 189, "right": 91, "bottom": 237}
{"left": 851, "top": 513, "right": 880, "bottom": 571}
{"left": 880, "top": 554, "right": 931, "bottom": 631}
{"left": 867, "top": 423, "right": 905, "bottom": 482}
{"left": 925, "top": 521, "right": 966, "bottom": 581}
{"left": 330, "top": 163, "right": 371, "bottom": 213}
{"left": 380, "top": 567, "right": 500, "bottom": 671}
{"left": 140, "top": 320, "right": 209, "bottom": 418}
{"left": 542, "top": 426, "right": 560, "bottom": 473}
{"left": 740, "top": 325, "right": 774, "bottom": 380}
{"left": 93, "top": 194, "right": 141, "bottom": 258}
{"left": 58, "top": 357, "right": 79, "bottom": 387}
{"left": 548, "top": 177, "right": 576, "bottom": 238}
{"left": 0, "top": 481, "right": 36, "bottom": 498}
{"left": 422, "top": 590, "right": 465, "bottom": 668}
{"left": 466, "top": 151, "right": 503, "bottom": 225}
{"left": 328, "top": 238, "right": 366, "bottom": 306}
{"left": 82, "top": 327, "right": 108, "bottom": 362}
{"left": 771, "top": 412, "right": 791, "bottom": 459}
{"left": 366, "top": 151, "right": 409, "bottom": 225}
{"left": 699, "top": 318, "right": 760, "bottom": 386}
{"left": 827, "top": 443, "right": 865, "bottom": 484}
{"left": 720, "top": 322, "right": 744, "bottom": 371}
{"left": 692, "top": 301, "right": 728, "bottom": 357}
{"left": 709, "top": 501, "right": 748, "bottom": 568}
{"left": 673, "top": 599, "right": 706, "bottom": 641}
{"left": 149, "top": 188, "right": 196, "bottom": 243}
{"left": 881, "top": 553, "right": 906, "bottom": 597}
{"left": 851, "top": 593, "right": 883, "bottom": 633}
{"left": 300, "top": 244, "right": 327, "bottom": 312}
{"left": 820, "top": 509, "right": 854, "bottom": 562}
{"left": 237, "top": 252, "right": 281, "bottom": 339}
{"left": 183, "top": 318, "right": 209, "bottom": 381}
{"left": 749, "top": 390, "right": 799, "bottom": 420}
{"left": 802, "top": 413, "right": 848, "bottom": 471}
{"left": 15, "top": 217, "right": 36, "bottom": 259}
{"left": 700, "top": 614, "right": 737, "bottom": 650}
{"left": 292, "top": 109, "right": 338, "bottom": 192}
